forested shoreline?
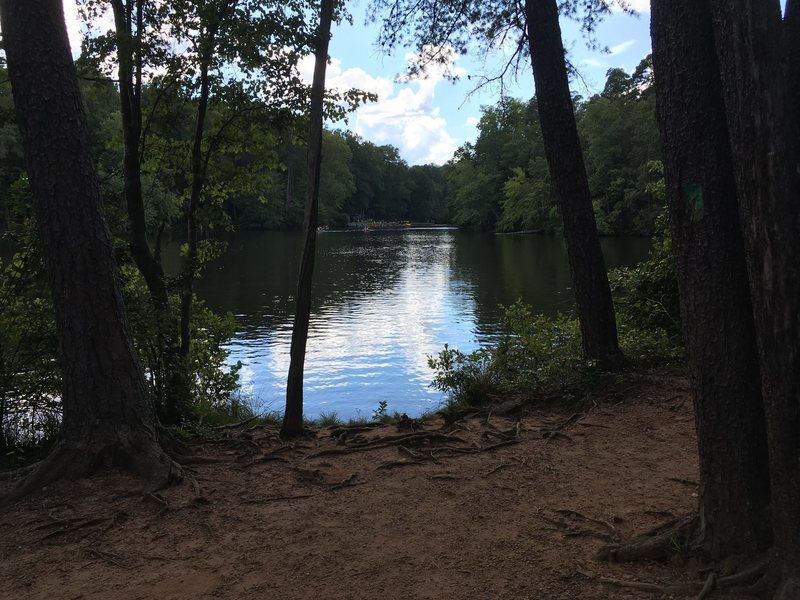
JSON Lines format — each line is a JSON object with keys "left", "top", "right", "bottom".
{"left": 1, "top": 57, "right": 660, "bottom": 237}
{"left": 3, "top": 0, "right": 800, "bottom": 594}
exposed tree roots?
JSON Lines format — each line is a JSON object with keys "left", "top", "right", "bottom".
{"left": 593, "top": 515, "right": 775, "bottom": 598}
{"left": 579, "top": 558, "right": 769, "bottom": 598}
{"left": 0, "top": 435, "right": 182, "bottom": 510}
{"left": 596, "top": 513, "right": 697, "bottom": 562}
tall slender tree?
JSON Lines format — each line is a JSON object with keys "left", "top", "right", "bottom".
{"left": 0, "top": 0, "right": 180, "bottom": 504}
{"left": 107, "top": 0, "right": 190, "bottom": 423}
{"left": 282, "top": 0, "right": 335, "bottom": 436}
{"left": 372, "top": 0, "right": 626, "bottom": 370}
{"left": 524, "top": 0, "right": 625, "bottom": 370}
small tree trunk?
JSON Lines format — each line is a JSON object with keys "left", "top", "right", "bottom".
{"left": 282, "top": 0, "right": 334, "bottom": 437}
{"left": 651, "top": 0, "right": 771, "bottom": 558}
{"left": 524, "top": 0, "right": 625, "bottom": 371}
{"left": 110, "top": 0, "right": 189, "bottom": 424}
{"left": 0, "top": 0, "right": 180, "bottom": 504}
{"left": 708, "top": 0, "right": 800, "bottom": 592}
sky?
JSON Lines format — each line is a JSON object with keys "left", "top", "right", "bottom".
{"left": 62, "top": 0, "right": 652, "bottom": 166}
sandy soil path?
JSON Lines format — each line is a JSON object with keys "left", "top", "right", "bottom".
{"left": 1, "top": 372, "right": 712, "bottom": 599}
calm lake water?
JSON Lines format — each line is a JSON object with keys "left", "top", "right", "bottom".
{"left": 174, "top": 228, "right": 650, "bottom": 419}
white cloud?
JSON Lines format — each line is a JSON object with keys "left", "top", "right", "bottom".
{"left": 63, "top": 0, "right": 116, "bottom": 57}
{"left": 626, "top": 0, "right": 651, "bottom": 12}
{"left": 581, "top": 58, "right": 608, "bottom": 69}
{"left": 301, "top": 46, "right": 465, "bottom": 165}
{"left": 609, "top": 39, "right": 637, "bottom": 56}
{"left": 63, "top": 0, "right": 83, "bottom": 55}
{"left": 465, "top": 116, "right": 480, "bottom": 128}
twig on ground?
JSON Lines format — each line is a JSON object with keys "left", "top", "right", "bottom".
{"left": 668, "top": 477, "right": 698, "bottom": 487}
{"left": 38, "top": 517, "right": 111, "bottom": 542}
{"left": 212, "top": 415, "right": 261, "bottom": 431}
{"left": 86, "top": 547, "right": 129, "bottom": 569}
{"left": 696, "top": 573, "right": 716, "bottom": 600}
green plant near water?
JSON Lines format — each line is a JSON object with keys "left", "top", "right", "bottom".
{"left": 429, "top": 306, "right": 589, "bottom": 409}
{"left": 429, "top": 210, "right": 684, "bottom": 410}
{"left": 317, "top": 411, "right": 343, "bottom": 427}
{"left": 372, "top": 400, "right": 389, "bottom": 422}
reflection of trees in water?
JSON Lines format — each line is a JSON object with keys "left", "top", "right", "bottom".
{"left": 450, "top": 233, "right": 650, "bottom": 338}
{"left": 170, "top": 230, "right": 427, "bottom": 332}
{"left": 163, "top": 230, "right": 649, "bottom": 339}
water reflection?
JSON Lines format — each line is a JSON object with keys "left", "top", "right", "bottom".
{"left": 169, "top": 229, "right": 650, "bottom": 418}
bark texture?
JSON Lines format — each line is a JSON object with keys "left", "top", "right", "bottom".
{"left": 0, "top": 0, "right": 179, "bottom": 503}
{"left": 651, "top": 0, "right": 770, "bottom": 558}
{"left": 707, "top": 0, "right": 800, "bottom": 591}
{"left": 282, "top": 0, "right": 334, "bottom": 436}
{"left": 524, "top": 0, "right": 625, "bottom": 371}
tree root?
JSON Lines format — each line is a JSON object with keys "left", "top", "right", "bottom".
{"left": 578, "top": 558, "right": 771, "bottom": 598}
{"left": 596, "top": 514, "right": 697, "bottom": 562}
{"left": 576, "top": 568, "right": 699, "bottom": 595}
{"left": 0, "top": 434, "right": 182, "bottom": 509}
{"left": 211, "top": 415, "right": 261, "bottom": 431}
{"left": 0, "top": 462, "right": 41, "bottom": 481}
{"left": 307, "top": 431, "right": 469, "bottom": 458}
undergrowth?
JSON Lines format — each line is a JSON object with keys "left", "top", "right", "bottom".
{"left": 429, "top": 209, "right": 683, "bottom": 414}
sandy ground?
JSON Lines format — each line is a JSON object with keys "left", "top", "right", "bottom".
{"left": 0, "top": 371, "right": 715, "bottom": 600}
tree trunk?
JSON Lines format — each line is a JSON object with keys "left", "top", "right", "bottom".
{"left": 179, "top": 1, "right": 234, "bottom": 366}
{"left": 708, "top": 0, "right": 800, "bottom": 593}
{"left": 0, "top": 0, "right": 180, "bottom": 504}
{"left": 650, "top": 0, "right": 771, "bottom": 558}
{"left": 524, "top": 0, "right": 626, "bottom": 371}
{"left": 282, "top": 0, "right": 334, "bottom": 437}
{"left": 110, "top": 0, "right": 189, "bottom": 424}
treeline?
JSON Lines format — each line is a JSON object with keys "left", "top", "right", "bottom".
{"left": 233, "top": 132, "right": 450, "bottom": 228}
{"left": 0, "top": 65, "right": 449, "bottom": 235}
{"left": 2, "top": 55, "right": 660, "bottom": 237}
{"left": 446, "top": 56, "right": 661, "bottom": 235}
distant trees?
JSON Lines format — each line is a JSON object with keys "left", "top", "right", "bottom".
{"left": 445, "top": 63, "right": 660, "bottom": 236}
{"left": 0, "top": 0, "right": 179, "bottom": 502}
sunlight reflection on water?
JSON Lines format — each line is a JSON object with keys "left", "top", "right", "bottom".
{"left": 187, "top": 228, "right": 649, "bottom": 419}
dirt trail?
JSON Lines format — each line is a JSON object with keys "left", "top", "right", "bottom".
{"left": 1, "top": 372, "right": 712, "bottom": 599}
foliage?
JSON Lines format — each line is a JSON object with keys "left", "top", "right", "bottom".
{"left": 581, "top": 57, "right": 662, "bottom": 234}
{"left": 429, "top": 220, "right": 684, "bottom": 409}
{"left": 0, "top": 229, "right": 60, "bottom": 456}
{"left": 429, "top": 307, "right": 587, "bottom": 409}
{"left": 119, "top": 262, "right": 241, "bottom": 423}
{"left": 608, "top": 164, "right": 683, "bottom": 361}
{"left": 443, "top": 61, "right": 661, "bottom": 235}
{"left": 372, "top": 399, "right": 390, "bottom": 422}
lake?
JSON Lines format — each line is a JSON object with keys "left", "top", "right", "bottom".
{"left": 176, "top": 228, "right": 650, "bottom": 420}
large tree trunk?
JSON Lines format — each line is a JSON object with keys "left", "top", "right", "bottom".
{"left": 707, "top": 0, "right": 800, "bottom": 593}
{"left": 110, "top": 0, "right": 189, "bottom": 424}
{"left": 0, "top": 0, "right": 180, "bottom": 504}
{"left": 523, "top": 0, "right": 625, "bottom": 371}
{"left": 282, "top": 0, "right": 334, "bottom": 437}
{"left": 650, "top": 0, "right": 771, "bottom": 558}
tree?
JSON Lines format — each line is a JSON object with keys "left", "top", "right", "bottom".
{"left": 373, "top": 0, "right": 627, "bottom": 370}
{"left": 646, "top": 0, "right": 770, "bottom": 558}
{"left": 104, "top": 0, "right": 190, "bottom": 423}
{"left": 523, "top": 0, "right": 625, "bottom": 370}
{"left": 282, "top": 0, "right": 335, "bottom": 436}
{"left": 706, "top": 0, "right": 800, "bottom": 593}
{"left": 0, "top": 0, "right": 179, "bottom": 504}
